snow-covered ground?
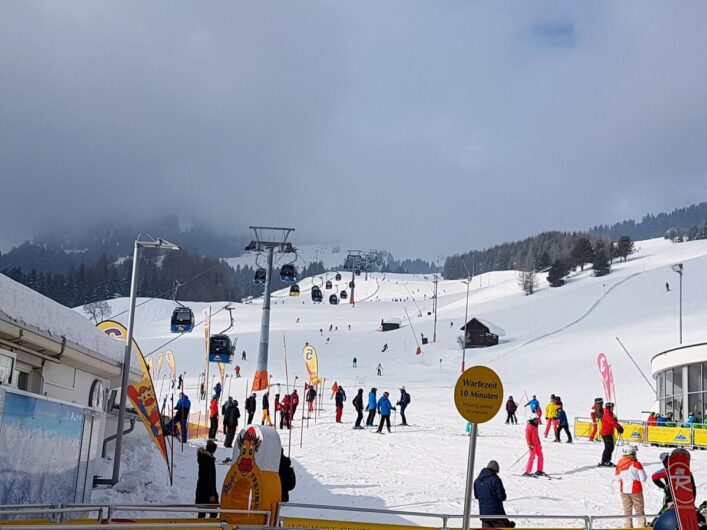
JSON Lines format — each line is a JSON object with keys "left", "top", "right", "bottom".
{"left": 90, "top": 237, "right": 707, "bottom": 523}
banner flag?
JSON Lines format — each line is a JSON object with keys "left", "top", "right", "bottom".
{"left": 597, "top": 353, "right": 614, "bottom": 403}
{"left": 157, "top": 352, "right": 164, "bottom": 378}
{"left": 96, "top": 320, "right": 169, "bottom": 466}
{"left": 302, "top": 344, "right": 321, "bottom": 385}
{"left": 147, "top": 356, "right": 154, "bottom": 377}
{"left": 165, "top": 350, "right": 176, "bottom": 381}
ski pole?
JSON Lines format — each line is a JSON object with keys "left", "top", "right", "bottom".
{"left": 510, "top": 448, "right": 531, "bottom": 469}
{"left": 394, "top": 409, "right": 397, "bottom": 432}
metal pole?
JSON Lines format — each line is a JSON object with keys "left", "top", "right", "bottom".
{"left": 112, "top": 240, "right": 141, "bottom": 485}
{"left": 255, "top": 247, "right": 275, "bottom": 390}
{"left": 462, "top": 423, "right": 478, "bottom": 530}
{"left": 350, "top": 256, "right": 356, "bottom": 306}
{"left": 433, "top": 275, "right": 438, "bottom": 343}
{"left": 462, "top": 278, "right": 470, "bottom": 373}
{"left": 678, "top": 273, "right": 683, "bottom": 344}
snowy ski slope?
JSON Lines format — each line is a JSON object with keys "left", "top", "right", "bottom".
{"left": 90, "top": 237, "right": 707, "bottom": 520}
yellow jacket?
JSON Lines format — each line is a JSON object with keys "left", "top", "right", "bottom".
{"left": 545, "top": 401, "right": 558, "bottom": 419}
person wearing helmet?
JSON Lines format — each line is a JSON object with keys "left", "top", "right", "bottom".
{"left": 376, "top": 391, "right": 395, "bottom": 434}
{"left": 544, "top": 395, "right": 558, "bottom": 439}
{"left": 616, "top": 445, "right": 647, "bottom": 528}
{"left": 599, "top": 402, "right": 623, "bottom": 467}
{"left": 524, "top": 413, "right": 545, "bottom": 476}
{"left": 396, "top": 386, "right": 411, "bottom": 426}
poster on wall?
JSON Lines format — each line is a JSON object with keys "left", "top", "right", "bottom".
{"left": 0, "top": 391, "right": 84, "bottom": 504}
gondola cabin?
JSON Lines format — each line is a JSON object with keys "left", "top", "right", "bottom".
{"left": 209, "top": 334, "right": 234, "bottom": 363}
{"left": 340, "top": 290, "right": 348, "bottom": 299}
{"left": 349, "top": 280, "right": 355, "bottom": 289}
{"left": 355, "top": 269, "right": 361, "bottom": 276}
{"left": 329, "top": 294, "right": 339, "bottom": 305}
{"left": 289, "top": 284, "right": 300, "bottom": 297}
{"left": 280, "top": 264, "right": 297, "bottom": 283}
{"left": 254, "top": 268, "right": 267, "bottom": 284}
{"left": 170, "top": 307, "right": 195, "bottom": 333}
{"left": 335, "top": 273, "right": 342, "bottom": 281}
{"left": 325, "top": 280, "right": 333, "bottom": 290}
{"left": 311, "top": 286, "right": 323, "bottom": 303}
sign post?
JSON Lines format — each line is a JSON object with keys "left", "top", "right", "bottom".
{"left": 454, "top": 366, "right": 503, "bottom": 530}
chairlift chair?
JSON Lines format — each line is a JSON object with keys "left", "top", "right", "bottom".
{"left": 254, "top": 268, "right": 267, "bottom": 284}
{"left": 355, "top": 269, "right": 361, "bottom": 276}
{"left": 311, "top": 286, "right": 323, "bottom": 303}
{"left": 280, "top": 264, "right": 297, "bottom": 283}
{"left": 325, "top": 280, "right": 333, "bottom": 290}
{"left": 209, "top": 334, "right": 234, "bottom": 363}
{"left": 335, "top": 273, "right": 342, "bottom": 281}
{"left": 170, "top": 307, "right": 195, "bottom": 333}
{"left": 329, "top": 294, "right": 339, "bottom": 305}
{"left": 349, "top": 280, "right": 355, "bottom": 289}
{"left": 289, "top": 284, "right": 300, "bottom": 297}
{"left": 340, "top": 290, "right": 348, "bottom": 300}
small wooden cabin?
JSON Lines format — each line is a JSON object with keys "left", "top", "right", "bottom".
{"left": 460, "top": 318, "right": 505, "bottom": 348}
{"left": 380, "top": 318, "right": 401, "bottom": 332}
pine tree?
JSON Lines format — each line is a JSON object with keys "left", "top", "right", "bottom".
{"left": 571, "top": 237, "right": 594, "bottom": 271}
{"left": 592, "top": 242, "right": 611, "bottom": 277}
{"left": 615, "top": 235, "right": 635, "bottom": 262}
{"left": 547, "top": 260, "right": 568, "bottom": 287}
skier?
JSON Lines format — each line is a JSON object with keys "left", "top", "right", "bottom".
{"left": 280, "top": 394, "right": 291, "bottom": 429}
{"left": 616, "top": 445, "right": 647, "bottom": 528}
{"left": 235, "top": 365, "right": 241, "bottom": 378}
{"left": 353, "top": 388, "right": 365, "bottom": 429}
{"left": 555, "top": 403, "right": 572, "bottom": 443}
{"left": 262, "top": 392, "right": 272, "bottom": 426}
{"left": 366, "top": 388, "right": 378, "bottom": 427}
{"left": 245, "top": 393, "right": 256, "bottom": 424}
{"left": 396, "top": 386, "right": 411, "bottom": 426}
{"left": 174, "top": 392, "right": 191, "bottom": 442}
{"left": 223, "top": 399, "right": 240, "bottom": 448}
{"left": 544, "top": 395, "right": 558, "bottom": 439}
{"left": 208, "top": 395, "right": 219, "bottom": 439}
{"left": 381, "top": 343, "right": 388, "bottom": 353}
{"left": 589, "top": 398, "right": 604, "bottom": 442}
{"left": 291, "top": 389, "right": 299, "bottom": 418}
{"left": 214, "top": 382, "right": 222, "bottom": 401}
{"left": 178, "top": 373, "right": 183, "bottom": 390}
{"left": 524, "top": 395, "right": 540, "bottom": 415}
{"left": 599, "top": 402, "right": 623, "bottom": 467}
{"left": 200, "top": 381, "right": 206, "bottom": 401}
{"left": 335, "top": 385, "right": 346, "bottom": 423}
{"left": 473, "top": 460, "right": 515, "bottom": 528}
{"left": 523, "top": 413, "right": 545, "bottom": 476}
{"left": 666, "top": 282, "right": 670, "bottom": 292}
{"left": 377, "top": 363, "right": 383, "bottom": 376}
{"left": 376, "top": 391, "right": 395, "bottom": 433}
{"left": 353, "top": 357, "right": 357, "bottom": 368}
{"left": 306, "top": 385, "right": 317, "bottom": 415}
{"left": 331, "top": 381, "right": 339, "bottom": 399}
{"left": 195, "top": 440, "right": 219, "bottom": 518}
{"left": 241, "top": 350, "right": 246, "bottom": 360}
{"left": 505, "top": 396, "right": 518, "bottom": 425}
{"left": 221, "top": 396, "right": 234, "bottom": 434}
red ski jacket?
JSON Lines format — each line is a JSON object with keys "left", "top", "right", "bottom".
{"left": 525, "top": 423, "right": 541, "bottom": 448}
{"left": 601, "top": 409, "right": 622, "bottom": 436}
{"left": 209, "top": 398, "right": 218, "bottom": 418}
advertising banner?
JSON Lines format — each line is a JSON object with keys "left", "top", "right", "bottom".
{"left": 157, "top": 352, "right": 164, "bottom": 378}
{"left": 165, "top": 350, "right": 176, "bottom": 382}
{"left": 96, "top": 320, "right": 169, "bottom": 466}
{"left": 302, "top": 344, "right": 321, "bottom": 385}
{"left": 647, "top": 426, "right": 691, "bottom": 446}
{"left": 597, "top": 353, "right": 615, "bottom": 403}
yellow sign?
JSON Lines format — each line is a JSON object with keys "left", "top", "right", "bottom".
{"left": 693, "top": 428, "right": 707, "bottom": 447}
{"left": 574, "top": 419, "right": 594, "bottom": 438}
{"left": 302, "top": 344, "right": 321, "bottom": 385}
{"left": 621, "top": 422, "right": 646, "bottom": 444}
{"left": 454, "top": 366, "right": 503, "bottom": 424}
{"left": 647, "top": 425, "right": 691, "bottom": 446}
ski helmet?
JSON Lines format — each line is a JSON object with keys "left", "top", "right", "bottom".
{"left": 653, "top": 508, "right": 678, "bottom": 530}
{"left": 528, "top": 413, "right": 539, "bottom": 421}
{"left": 622, "top": 445, "right": 638, "bottom": 455}
{"left": 595, "top": 397, "right": 604, "bottom": 403}
{"left": 605, "top": 402, "right": 614, "bottom": 409}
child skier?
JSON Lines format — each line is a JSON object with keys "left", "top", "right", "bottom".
{"left": 616, "top": 445, "right": 647, "bottom": 528}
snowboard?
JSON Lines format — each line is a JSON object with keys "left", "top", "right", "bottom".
{"left": 667, "top": 448, "right": 699, "bottom": 530}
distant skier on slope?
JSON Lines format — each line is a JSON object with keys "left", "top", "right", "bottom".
{"left": 366, "top": 388, "right": 378, "bottom": 427}
{"left": 261, "top": 392, "right": 272, "bottom": 426}
{"left": 331, "top": 381, "right": 339, "bottom": 399}
{"left": 523, "top": 413, "right": 545, "bottom": 477}
{"left": 335, "top": 385, "right": 346, "bottom": 423}
{"left": 306, "top": 385, "right": 317, "bottom": 416}
{"left": 377, "top": 363, "right": 383, "bottom": 376}
{"left": 381, "top": 343, "right": 388, "bottom": 353}
{"left": 353, "top": 388, "right": 365, "bottom": 429}
{"left": 599, "top": 402, "right": 623, "bottom": 467}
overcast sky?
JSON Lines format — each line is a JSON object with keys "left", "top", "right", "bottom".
{"left": 2, "top": 2, "right": 707, "bottom": 258}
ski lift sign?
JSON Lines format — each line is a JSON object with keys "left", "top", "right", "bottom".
{"left": 454, "top": 365, "right": 503, "bottom": 424}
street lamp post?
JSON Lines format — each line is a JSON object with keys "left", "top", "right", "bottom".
{"left": 672, "top": 263, "right": 684, "bottom": 344}
{"left": 112, "top": 235, "right": 180, "bottom": 485}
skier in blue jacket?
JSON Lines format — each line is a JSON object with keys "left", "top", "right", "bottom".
{"left": 175, "top": 392, "right": 191, "bottom": 442}
{"left": 524, "top": 395, "right": 540, "bottom": 414}
{"left": 376, "top": 392, "right": 395, "bottom": 433}
{"left": 555, "top": 405, "right": 572, "bottom": 443}
{"left": 366, "top": 388, "right": 378, "bottom": 427}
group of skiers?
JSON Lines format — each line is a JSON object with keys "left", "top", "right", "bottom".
{"left": 332, "top": 383, "right": 411, "bottom": 433}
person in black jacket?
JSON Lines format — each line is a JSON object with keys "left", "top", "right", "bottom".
{"left": 473, "top": 460, "right": 515, "bottom": 528}
{"left": 352, "top": 389, "right": 364, "bottom": 429}
{"left": 278, "top": 449, "right": 296, "bottom": 502}
{"left": 245, "top": 393, "right": 256, "bottom": 425}
{"left": 222, "top": 397, "right": 234, "bottom": 433}
{"left": 195, "top": 440, "right": 219, "bottom": 518}
{"left": 224, "top": 400, "right": 240, "bottom": 448}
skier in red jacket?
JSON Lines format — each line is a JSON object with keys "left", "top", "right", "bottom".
{"left": 524, "top": 413, "right": 545, "bottom": 476}
{"left": 599, "top": 402, "right": 623, "bottom": 467}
